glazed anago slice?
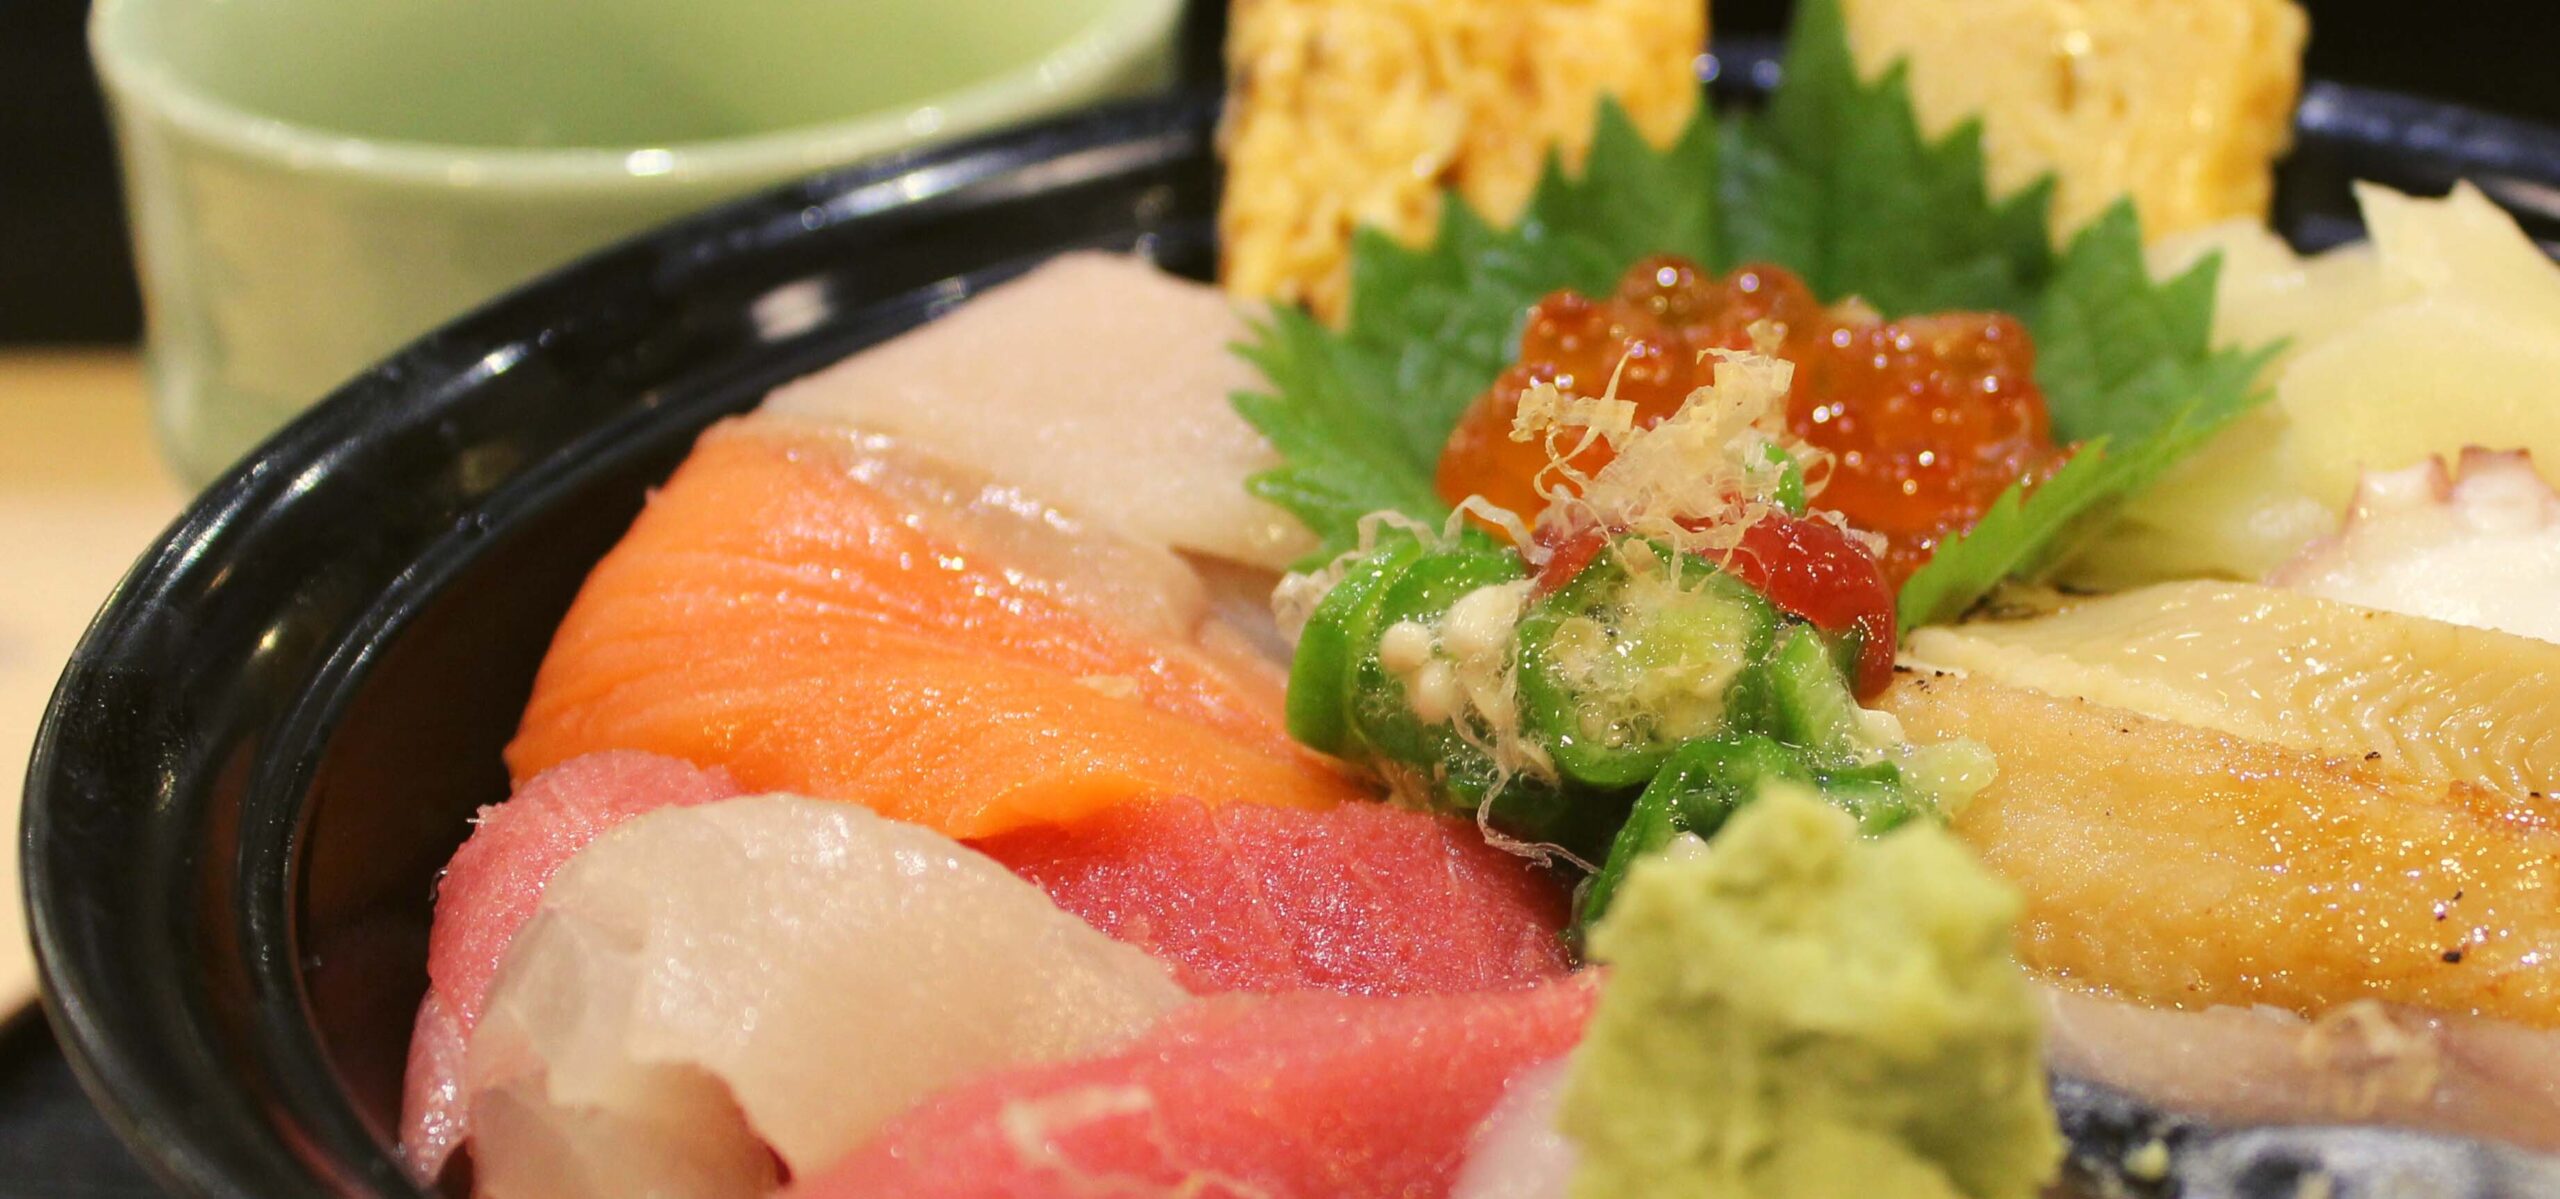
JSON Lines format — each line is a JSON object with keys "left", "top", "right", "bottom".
{"left": 1883, "top": 671, "right": 2560, "bottom": 1030}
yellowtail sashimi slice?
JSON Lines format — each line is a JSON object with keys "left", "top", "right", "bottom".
{"left": 1907, "top": 580, "right": 2560, "bottom": 798}
{"left": 465, "top": 795, "right": 1187, "bottom": 1199}
{"left": 757, "top": 252, "right": 1314, "bottom": 569}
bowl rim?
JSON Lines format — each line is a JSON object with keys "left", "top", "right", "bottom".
{"left": 87, "top": 0, "right": 1183, "bottom": 190}
{"left": 31, "top": 43, "right": 2560, "bottom": 1198}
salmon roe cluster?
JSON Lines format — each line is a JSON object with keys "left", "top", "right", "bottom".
{"left": 1435, "top": 256, "right": 2070, "bottom": 585}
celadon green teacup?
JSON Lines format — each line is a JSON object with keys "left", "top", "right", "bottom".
{"left": 93, "top": 0, "right": 1180, "bottom": 483}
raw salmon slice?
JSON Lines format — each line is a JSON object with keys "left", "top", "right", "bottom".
{"left": 506, "top": 422, "right": 1362, "bottom": 840}
{"left": 791, "top": 977, "right": 1597, "bottom": 1199}
{"left": 979, "top": 796, "right": 1572, "bottom": 996}
{"left": 400, "top": 751, "right": 742, "bottom": 1178}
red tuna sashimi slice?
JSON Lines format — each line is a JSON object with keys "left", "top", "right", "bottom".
{"left": 399, "top": 750, "right": 740, "bottom": 1178}
{"left": 790, "top": 977, "right": 1597, "bottom": 1199}
{"left": 977, "top": 797, "right": 1573, "bottom": 996}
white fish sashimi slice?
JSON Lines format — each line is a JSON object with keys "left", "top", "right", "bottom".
{"left": 758, "top": 252, "right": 1316, "bottom": 569}
{"left": 465, "top": 795, "right": 1189, "bottom": 1199}
{"left": 2042, "top": 984, "right": 2560, "bottom": 1153}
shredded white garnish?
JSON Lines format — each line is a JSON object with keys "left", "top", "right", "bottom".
{"left": 1451, "top": 494, "right": 1541, "bottom": 564}
{"left": 1285, "top": 335, "right": 1846, "bottom": 647}
{"left": 1514, "top": 375, "right": 1640, "bottom": 457}
{"left": 1501, "top": 328, "right": 1874, "bottom": 565}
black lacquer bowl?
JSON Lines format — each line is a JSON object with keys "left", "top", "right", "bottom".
{"left": 28, "top": 49, "right": 2560, "bottom": 1199}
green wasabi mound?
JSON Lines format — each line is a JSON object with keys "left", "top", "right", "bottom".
{"left": 1562, "top": 785, "right": 2061, "bottom": 1199}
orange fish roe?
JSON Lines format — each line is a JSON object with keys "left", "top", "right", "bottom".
{"left": 1435, "top": 256, "right": 2070, "bottom": 585}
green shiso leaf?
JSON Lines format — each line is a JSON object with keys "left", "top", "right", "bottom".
{"left": 1234, "top": 0, "right": 2273, "bottom": 620}
{"left": 2027, "top": 203, "right": 2283, "bottom": 466}
{"left": 1719, "top": 0, "right": 2055, "bottom": 316}
{"left": 1230, "top": 309, "right": 1447, "bottom": 548}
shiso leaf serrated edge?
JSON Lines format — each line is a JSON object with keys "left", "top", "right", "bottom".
{"left": 1718, "top": 0, "right": 2057, "bottom": 317}
{"left": 1232, "top": 0, "right": 2274, "bottom": 621}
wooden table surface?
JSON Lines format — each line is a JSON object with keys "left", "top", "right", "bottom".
{"left": 0, "top": 352, "right": 189, "bottom": 1016}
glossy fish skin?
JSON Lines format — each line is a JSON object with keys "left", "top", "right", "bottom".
{"left": 2051, "top": 1076, "right": 2560, "bottom": 1199}
{"left": 507, "top": 421, "right": 1363, "bottom": 841}
{"left": 1882, "top": 672, "right": 2560, "bottom": 1029}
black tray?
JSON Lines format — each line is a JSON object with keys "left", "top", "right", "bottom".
{"left": 0, "top": 1015, "right": 153, "bottom": 1198}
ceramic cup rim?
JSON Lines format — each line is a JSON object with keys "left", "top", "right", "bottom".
{"left": 88, "top": 0, "right": 1184, "bottom": 192}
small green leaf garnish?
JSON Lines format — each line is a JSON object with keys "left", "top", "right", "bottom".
{"left": 1889, "top": 449, "right": 2124, "bottom": 632}
{"left": 1232, "top": 0, "right": 2274, "bottom": 623}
